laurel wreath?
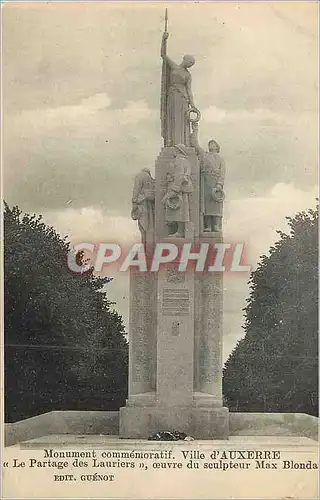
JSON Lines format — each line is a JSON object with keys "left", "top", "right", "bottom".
{"left": 166, "top": 193, "right": 182, "bottom": 210}
{"left": 185, "top": 107, "right": 201, "bottom": 123}
{"left": 212, "top": 187, "right": 225, "bottom": 203}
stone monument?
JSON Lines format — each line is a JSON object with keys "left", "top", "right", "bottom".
{"left": 119, "top": 11, "right": 229, "bottom": 439}
{"left": 131, "top": 168, "right": 155, "bottom": 244}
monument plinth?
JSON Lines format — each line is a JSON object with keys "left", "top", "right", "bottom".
{"left": 119, "top": 17, "right": 229, "bottom": 439}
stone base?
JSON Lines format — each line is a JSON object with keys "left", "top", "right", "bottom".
{"left": 119, "top": 405, "right": 229, "bottom": 440}
{"left": 5, "top": 411, "right": 318, "bottom": 446}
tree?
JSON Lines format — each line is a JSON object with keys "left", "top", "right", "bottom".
{"left": 4, "top": 203, "right": 128, "bottom": 422}
{"left": 223, "top": 205, "right": 318, "bottom": 416}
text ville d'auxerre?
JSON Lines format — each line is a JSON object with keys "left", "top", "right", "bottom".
{"left": 11, "top": 449, "right": 318, "bottom": 473}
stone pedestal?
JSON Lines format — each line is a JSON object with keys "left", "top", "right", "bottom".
{"left": 128, "top": 272, "right": 157, "bottom": 395}
{"left": 119, "top": 405, "right": 229, "bottom": 439}
{"left": 120, "top": 147, "right": 229, "bottom": 439}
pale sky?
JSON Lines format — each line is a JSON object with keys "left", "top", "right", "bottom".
{"left": 3, "top": 2, "right": 318, "bottom": 360}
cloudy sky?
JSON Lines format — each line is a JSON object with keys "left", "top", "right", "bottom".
{"left": 3, "top": 2, "right": 318, "bottom": 360}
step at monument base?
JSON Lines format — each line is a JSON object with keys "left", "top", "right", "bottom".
{"left": 119, "top": 405, "right": 229, "bottom": 440}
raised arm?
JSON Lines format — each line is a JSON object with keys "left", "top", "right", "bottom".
{"left": 190, "top": 122, "right": 205, "bottom": 161}
{"left": 161, "top": 32, "right": 177, "bottom": 69}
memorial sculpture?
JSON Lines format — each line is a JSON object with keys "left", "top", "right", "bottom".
{"left": 131, "top": 168, "right": 155, "bottom": 243}
{"left": 120, "top": 10, "right": 229, "bottom": 440}
{"left": 161, "top": 143, "right": 193, "bottom": 238}
{"left": 160, "top": 10, "right": 200, "bottom": 147}
{"left": 191, "top": 122, "right": 226, "bottom": 232}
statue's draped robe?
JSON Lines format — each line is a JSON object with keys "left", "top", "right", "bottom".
{"left": 164, "top": 157, "right": 192, "bottom": 222}
{"left": 131, "top": 170, "right": 155, "bottom": 239}
{"left": 161, "top": 62, "right": 191, "bottom": 146}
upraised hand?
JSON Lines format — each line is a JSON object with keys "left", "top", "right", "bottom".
{"left": 192, "top": 122, "right": 199, "bottom": 132}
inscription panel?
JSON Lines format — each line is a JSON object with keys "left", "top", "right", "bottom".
{"left": 162, "top": 287, "right": 190, "bottom": 316}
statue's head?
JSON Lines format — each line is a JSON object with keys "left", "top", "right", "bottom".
{"left": 208, "top": 139, "right": 220, "bottom": 153}
{"left": 182, "top": 54, "right": 195, "bottom": 68}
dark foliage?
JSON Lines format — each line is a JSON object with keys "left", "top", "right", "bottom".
{"left": 223, "top": 205, "right": 318, "bottom": 416}
{"left": 4, "top": 203, "right": 128, "bottom": 422}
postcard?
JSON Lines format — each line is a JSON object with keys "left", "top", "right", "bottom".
{"left": 1, "top": 1, "right": 318, "bottom": 498}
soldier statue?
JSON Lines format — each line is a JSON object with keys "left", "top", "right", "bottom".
{"left": 191, "top": 122, "right": 226, "bottom": 232}
{"left": 131, "top": 168, "right": 155, "bottom": 244}
{"left": 161, "top": 144, "right": 193, "bottom": 238}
